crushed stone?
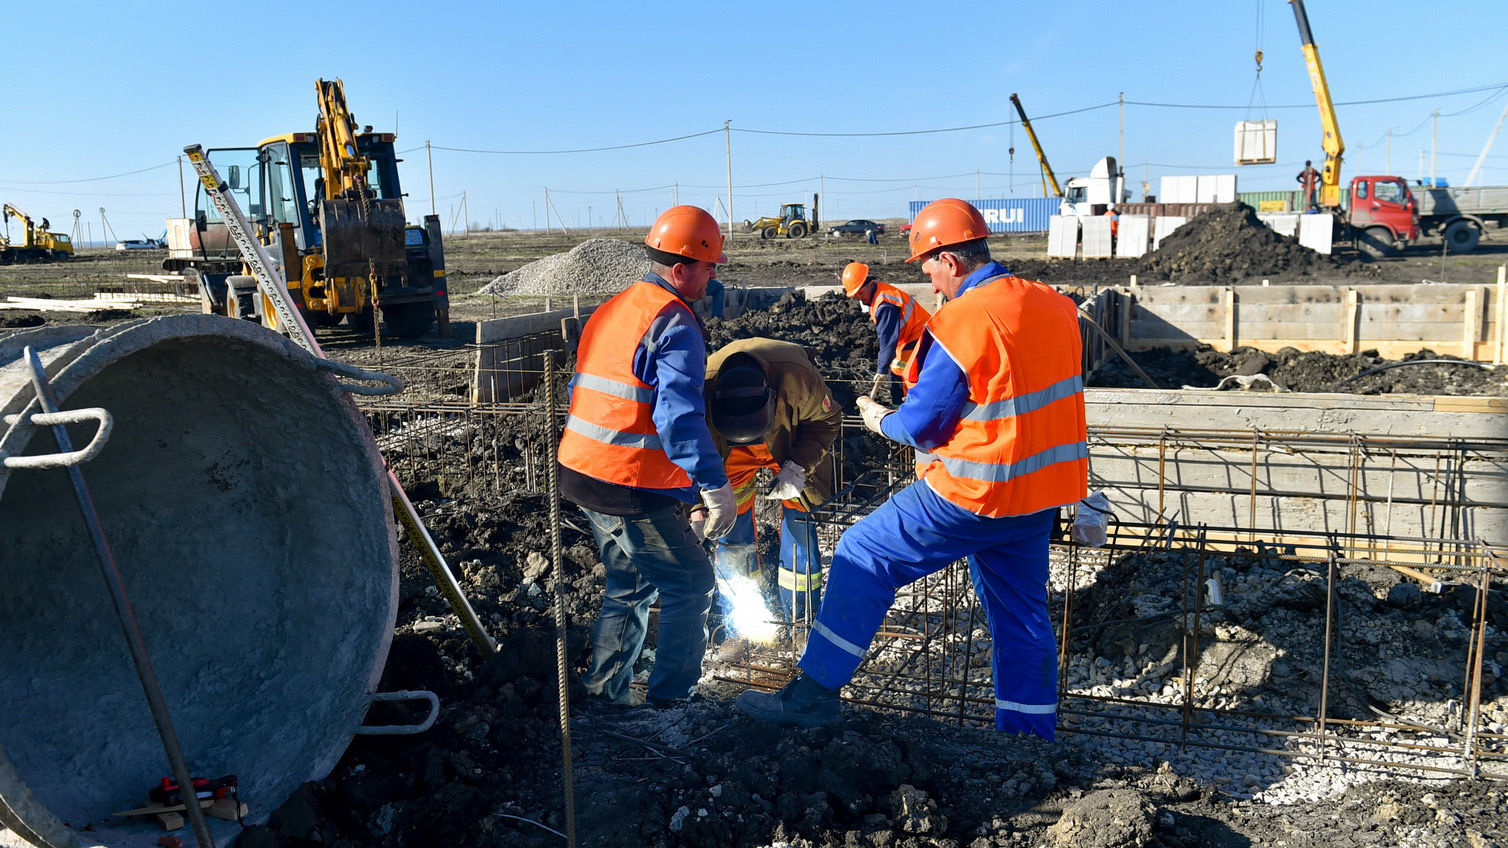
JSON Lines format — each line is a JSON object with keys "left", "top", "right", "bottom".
{"left": 478, "top": 238, "right": 648, "bottom": 297}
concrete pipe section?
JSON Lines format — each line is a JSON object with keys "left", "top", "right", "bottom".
{"left": 0, "top": 315, "right": 401, "bottom": 847}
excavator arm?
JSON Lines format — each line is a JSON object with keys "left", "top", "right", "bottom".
{"left": 315, "top": 79, "right": 373, "bottom": 202}
{"left": 1010, "top": 94, "right": 1062, "bottom": 198}
{"left": 1289, "top": 0, "right": 1345, "bottom": 208}
{"left": 2, "top": 204, "right": 35, "bottom": 247}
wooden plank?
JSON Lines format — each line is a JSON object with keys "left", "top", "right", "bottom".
{"left": 1433, "top": 396, "right": 1508, "bottom": 414}
{"left": 1343, "top": 288, "right": 1358, "bottom": 353}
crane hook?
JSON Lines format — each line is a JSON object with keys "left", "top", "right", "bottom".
{"left": 1254, "top": 48, "right": 1263, "bottom": 72}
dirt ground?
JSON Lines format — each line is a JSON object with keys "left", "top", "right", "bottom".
{"left": 3, "top": 211, "right": 1508, "bottom": 847}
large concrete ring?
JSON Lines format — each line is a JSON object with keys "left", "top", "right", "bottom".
{"left": 0, "top": 315, "right": 398, "bottom": 847}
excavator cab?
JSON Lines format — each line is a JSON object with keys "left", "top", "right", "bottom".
{"left": 780, "top": 203, "right": 807, "bottom": 226}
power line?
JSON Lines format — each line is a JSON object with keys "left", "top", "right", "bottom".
{"left": 429, "top": 129, "right": 722, "bottom": 156}
{"left": 0, "top": 160, "right": 178, "bottom": 185}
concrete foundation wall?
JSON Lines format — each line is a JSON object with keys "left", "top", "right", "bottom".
{"left": 1086, "top": 389, "right": 1508, "bottom": 550}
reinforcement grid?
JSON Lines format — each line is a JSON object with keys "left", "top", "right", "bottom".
{"left": 354, "top": 375, "right": 1508, "bottom": 781}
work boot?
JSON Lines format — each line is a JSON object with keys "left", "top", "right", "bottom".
{"left": 735, "top": 673, "right": 841, "bottom": 728}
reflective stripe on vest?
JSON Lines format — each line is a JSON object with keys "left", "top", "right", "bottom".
{"left": 557, "top": 281, "right": 693, "bottom": 490}
{"left": 914, "top": 274, "right": 1088, "bottom": 517}
{"left": 871, "top": 282, "right": 931, "bottom": 378}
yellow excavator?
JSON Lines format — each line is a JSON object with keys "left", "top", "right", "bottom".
{"left": 167, "top": 78, "right": 447, "bottom": 338}
{"left": 1, "top": 204, "right": 74, "bottom": 263}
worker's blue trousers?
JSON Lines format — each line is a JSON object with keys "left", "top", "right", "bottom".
{"left": 799, "top": 482, "right": 1060, "bottom": 739}
{"left": 714, "top": 504, "right": 823, "bottom": 629}
{"left": 579, "top": 505, "right": 715, "bottom": 703}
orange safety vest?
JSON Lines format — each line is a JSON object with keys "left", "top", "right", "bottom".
{"left": 557, "top": 281, "right": 694, "bottom": 490}
{"left": 905, "top": 274, "right": 1088, "bottom": 517}
{"left": 871, "top": 282, "right": 932, "bottom": 377}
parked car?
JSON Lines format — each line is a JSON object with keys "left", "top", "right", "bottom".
{"left": 900, "top": 223, "right": 912, "bottom": 236}
{"left": 116, "top": 237, "right": 166, "bottom": 251}
{"left": 827, "top": 219, "right": 886, "bottom": 238}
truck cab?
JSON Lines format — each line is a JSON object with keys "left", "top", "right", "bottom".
{"left": 1345, "top": 175, "right": 1419, "bottom": 257}
{"left": 1059, "top": 156, "right": 1128, "bottom": 219}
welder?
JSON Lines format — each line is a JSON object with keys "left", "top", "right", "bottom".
{"left": 704, "top": 338, "right": 841, "bottom": 659}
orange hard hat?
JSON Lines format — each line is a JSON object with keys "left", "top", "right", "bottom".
{"left": 840, "top": 262, "right": 870, "bottom": 297}
{"left": 646, "top": 205, "right": 727, "bottom": 264}
{"left": 906, "top": 198, "right": 991, "bottom": 262}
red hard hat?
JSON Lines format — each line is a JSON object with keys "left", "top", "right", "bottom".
{"left": 906, "top": 198, "right": 990, "bottom": 262}
{"left": 646, "top": 205, "right": 727, "bottom": 264}
{"left": 840, "top": 262, "right": 870, "bottom": 297}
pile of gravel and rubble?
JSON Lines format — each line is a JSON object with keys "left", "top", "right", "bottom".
{"left": 478, "top": 238, "right": 647, "bottom": 297}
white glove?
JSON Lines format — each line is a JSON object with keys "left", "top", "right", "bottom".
{"left": 764, "top": 460, "right": 807, "bottom": 501}
{"left": 699, "top": 482, "right": 737, "bottom": 540}
{"left": 857, "top": 395, "right": 894, "bottom": 436}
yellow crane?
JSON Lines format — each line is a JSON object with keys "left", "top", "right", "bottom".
{"left": 1010, "top": 94, "right": 1062, "bottom": 199}
{"left": 1289, "top": 0, "right": 1345, "bottom": 209}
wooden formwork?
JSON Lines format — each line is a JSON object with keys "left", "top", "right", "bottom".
{"left": 1078, "top": 272, "right": 1508, "bottom": 364}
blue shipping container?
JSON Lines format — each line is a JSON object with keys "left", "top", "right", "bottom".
{"left": 907, "top": 198, "right": 1059, "bottom": 233}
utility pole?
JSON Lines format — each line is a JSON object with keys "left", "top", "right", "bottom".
{"left": 177, "top": 156, "right": 186, "bottom": 218}
{"left": 1430, "top": 110, "right": 1439, "bottom": 185}
{"left": 724, "top": 120, "right": 733, "bottom": 245}
{"left": 426, "top": 140, "right": 436, "bottom": 217}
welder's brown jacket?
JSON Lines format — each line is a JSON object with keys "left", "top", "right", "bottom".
{"left": 705, "top": 337, "right": 841, "bottom": 507}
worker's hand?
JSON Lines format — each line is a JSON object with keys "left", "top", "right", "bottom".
{"left": 699, "top": 483, "right": 738, "bottom": 541}
{"left": 689, "top": 506, "right": 709, "bottom": 541}
{"left": 765, "top": 461, "right": 807, "bottom": 501}
{"left": 857, "top": 395, "right": 894, "bottom": 436}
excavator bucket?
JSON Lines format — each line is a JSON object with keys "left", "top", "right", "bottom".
{"left": 318, "top": 198, "right": 408, "bottom": 280}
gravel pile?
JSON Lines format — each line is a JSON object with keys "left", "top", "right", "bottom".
{"left": 478, "top": 238, "right": 648, "bottom": 297}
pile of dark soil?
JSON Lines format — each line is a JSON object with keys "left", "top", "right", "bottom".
{"left": 1129, "top": 203, "right": 1370, "bottom": 285}
{"left": 1090, "top": 344, "right": 1508, "bottom": 396}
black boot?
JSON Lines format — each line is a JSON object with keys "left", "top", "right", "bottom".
{"left": 735, "top": 673, "right": 841, "bottom": 728}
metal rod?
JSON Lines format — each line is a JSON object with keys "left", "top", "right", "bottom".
{"left": 22, "top": 347, "right": 217, "bottom": 848}
{"left": 543, "top": 351, "right": 578, "bottom": 848}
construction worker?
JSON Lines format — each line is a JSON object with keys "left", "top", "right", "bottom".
{"left": 556, "top": 205, "right": 738, "bottom": 708}
{"left": 840, "top": 261, "right": 931, "bottom": 403}
{"left": 704, "top": 339, "right": 841, "bottom": 656}
{"left": 1104, "top": 204, "right": 1119, "bottom": 236}
{"left": 736, "top": 198, "right": 1088, "bottom": 739}
{"left": 1297, "top": 160, "right": 1322, "bottom": 211}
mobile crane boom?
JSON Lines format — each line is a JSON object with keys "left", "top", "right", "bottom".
{"left": 1010, "top": 94, "right": 1062, "bottom": 198}
{"left": 1289, "top": 0, "right": 1345, "bottom": 209}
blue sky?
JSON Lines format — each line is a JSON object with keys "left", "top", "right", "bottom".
{"left": 3, "top": 1, "right": 1505, "bottom": 242}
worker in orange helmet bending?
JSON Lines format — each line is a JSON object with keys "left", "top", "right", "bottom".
{"left": 557, "top": 205, "right": 737, "bottom": 709}
{"left": 839, "top": 261, "right": 931, "bottom": 404}
{"left": 737, "top": 198, "right": 1089, "bottom": 739}
{"left": 703, "top": 339, "right": 841, "bottom": 660}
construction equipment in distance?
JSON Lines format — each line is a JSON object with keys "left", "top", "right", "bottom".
{"left": 1009, "top": 94, "right": 1063, "bottom": 200}
{"left": 745, "top": 194, "right": 819, "bottom": 239}
{"left": 0, "top": 204, "right": 74, "bottom": 263}
{"left": 1287, "top": 0, "right": 1419, "bottom": 257}
{"left": 166, "top": 78, "right": 448, "bottom": 339}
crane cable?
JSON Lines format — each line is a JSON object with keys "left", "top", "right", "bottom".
{"left": 1246, "top": 0, "right": 1269, "bottom": 122}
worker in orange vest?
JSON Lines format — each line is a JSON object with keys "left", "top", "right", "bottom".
{"left": 737, "top": 198, "right": 1088, "bottom": 738}
{"left": 840, "top": 261, "right": 931, "bottom": 403}
{"left": 557, "top": 205, "right": 737, "bottom": 709}
{"left": 1104, "top": 204, "right": 1120, "bottom": 238}
{"left": 704, "top": 339, "right": 840, "bottom": 658}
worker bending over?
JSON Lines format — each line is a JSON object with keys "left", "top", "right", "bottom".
{"left": 840, "top": 261, "right": 931, "bottom": 403}
{"left": 705, "top": 339, "right": 841, "bottom": 655}
{"left": 557, "top": 205, "right": 737, "bottom": 708}
{"left": 737, "top": 198, "right": 1088, "bottom": 739}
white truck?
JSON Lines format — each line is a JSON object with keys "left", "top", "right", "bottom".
{"left": 1410, "top": 184, "right": 1508, "bottom": 253}
{"left": 1058, "top": 156, "right": 1129, "bottom": 219}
